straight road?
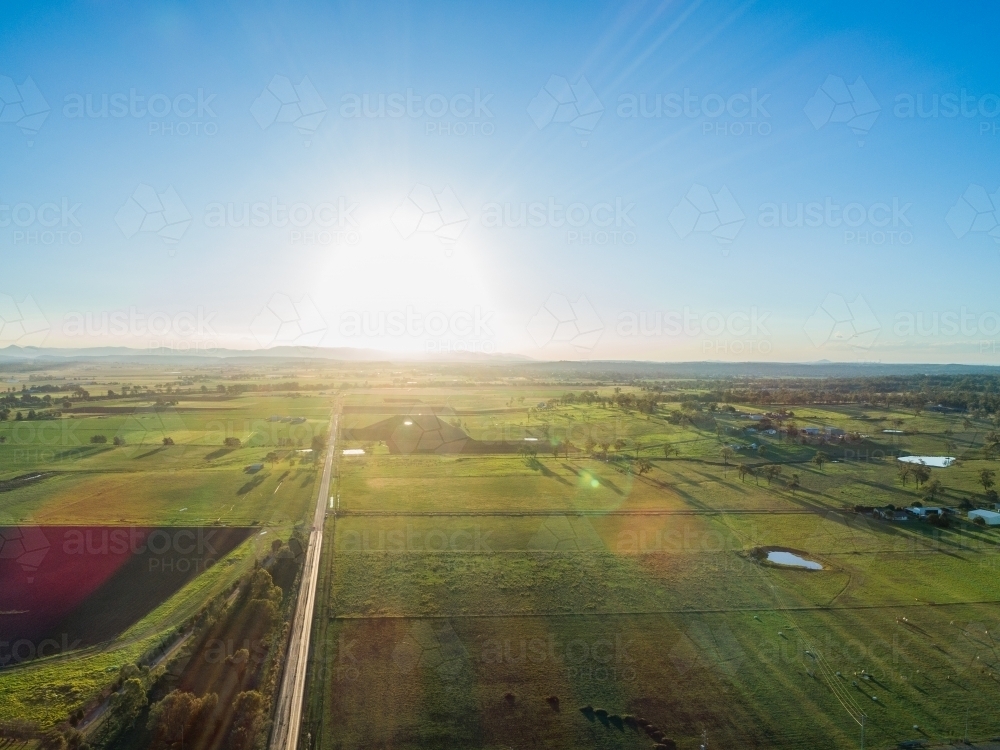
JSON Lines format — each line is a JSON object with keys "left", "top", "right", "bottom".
{"left": 270, "top": 411, "right": 338, "bottom": 750}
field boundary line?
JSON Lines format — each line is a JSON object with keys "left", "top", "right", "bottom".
{"left": 336, "top": 508, "right": 819, "bottom": 516}
{"left": 330, "top": 599, "right": 1000, "bottom": 620}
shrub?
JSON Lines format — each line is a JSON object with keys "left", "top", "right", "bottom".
{"left": 90, "top": 435, "right": 107, "bottom": 444}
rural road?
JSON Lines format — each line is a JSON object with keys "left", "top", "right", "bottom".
{"left": 270, "top": 411, "right": 338, "bottom": 750}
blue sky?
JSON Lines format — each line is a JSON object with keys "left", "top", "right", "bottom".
{"left": 3, "top": 0, "right": 1000, "bottom": 362}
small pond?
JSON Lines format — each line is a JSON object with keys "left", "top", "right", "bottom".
{"left": 767, "top": 550, "right": 823, "bottom": 570}
{"left": 898, "top": 455, "right": 955, "bottom": 468}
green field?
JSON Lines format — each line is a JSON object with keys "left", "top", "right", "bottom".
{"left": 0, "top": 366, "right": 335, "bottom": 744}
{"left": 6, "top": 366, "right": 1000, "bottom": 749}
{"left": 305, "top": 386, "right": 1000, "bottom": 750}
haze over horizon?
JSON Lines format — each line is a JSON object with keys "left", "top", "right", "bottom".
{"left": 4, "top": 0, "right": 1000, "bottom": 363}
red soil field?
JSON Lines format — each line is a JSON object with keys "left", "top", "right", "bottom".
{"left": 0, "top": 526, "right": 253, "bottom": 665}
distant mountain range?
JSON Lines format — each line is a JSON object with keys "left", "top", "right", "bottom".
{"left": 1, "top": 346, "right": 999, "bottom": 378}
{"left": 0, "top": 345, "right": 533, "bottom": 365}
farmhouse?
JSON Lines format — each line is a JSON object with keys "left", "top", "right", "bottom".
{"left": 874, "top": 507, "right": 909, "bottom": 522}
{"left": 969, "top": 509, "right": 1000, "bottom": 526}
{"left": 908, "top": 506, "right": 943, "bottom": 517}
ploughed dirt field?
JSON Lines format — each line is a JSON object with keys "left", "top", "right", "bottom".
{"left": 0, "top": 526, "right": 253, "bottom": 661}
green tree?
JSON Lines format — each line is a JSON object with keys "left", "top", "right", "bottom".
{"left": 764, "top": 464, "right": 782, "bottom": 485}
{"left": 229, "top": 690, "right": 267, "bottom": 750}
{"left": 986, "top": 431, "right": 1000, "bottom": 459}
{"left": 812, "top": 451, "right": 829, "bottom": 470}
{"left": 921, "top": 478, "right": 943, "bottom": 502}
{"left": 788, "top": 473, "right": 801, "bottom": 495}
{"left": 898, "top": 463, "right": 912, "bottom": 486}
{"left": 980, "top": 468, "right": 997, "bottom": 493}
{"left": 147, "top": 691, "right": 218, "bottom": 750}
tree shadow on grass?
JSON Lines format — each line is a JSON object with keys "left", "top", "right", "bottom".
{"left": 52, "top": 445, "right": 111, "bottom": 462}
{"left": 560, "top": 462, "right": 624, "bottom": 495}
{"left": 237, "top": 474, "right": 266, "bottom": 495}
{"left": 134, "top": 446, "right": 166, "bottom": 459}
{"left": 539, "top": 463, "right": 570, "bottom": 485}
{"left": 204, "top": 447, "right": 234, "bottom": 461}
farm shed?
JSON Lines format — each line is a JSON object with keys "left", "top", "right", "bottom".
{"left": 969, "top": 509, "right": 1000, "bottom": 526}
